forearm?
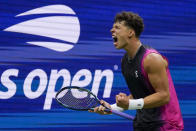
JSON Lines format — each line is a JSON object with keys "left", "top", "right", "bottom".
{"left": 143, "top": 92, "right": 170, "bottom": 108}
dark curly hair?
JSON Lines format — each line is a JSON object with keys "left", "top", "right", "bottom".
{"left": 114, "top": 11, "right": 144, "bottom": 38}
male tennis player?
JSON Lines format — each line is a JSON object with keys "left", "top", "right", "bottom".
{"left": 90, "top": 11, "right": 184, "bottom": 131}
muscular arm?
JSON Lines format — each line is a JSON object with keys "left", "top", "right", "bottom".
{"left": 91, "top": 53, "right": 170, "bottom": 113}
{"left": 143, "top": 53, "right": 170, "bottom": 108}
{"left": 116, "top": 53, "right": 170, "bottom": 110}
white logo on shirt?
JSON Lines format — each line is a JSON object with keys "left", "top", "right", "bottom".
{"left": 135, "top": 70, "right": 138, "bottom": 78}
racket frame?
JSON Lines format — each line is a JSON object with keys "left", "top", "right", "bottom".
{"left": 55, "top": 86, "right": 134, "bottom": 120}
{"left": 55, "top": 86, "right": 100, "bottom": 111}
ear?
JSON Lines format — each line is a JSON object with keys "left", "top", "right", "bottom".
{"left": 128, "top": 29, "right": 135, "bottom": 38}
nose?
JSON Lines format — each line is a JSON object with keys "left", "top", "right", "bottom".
{"left": 110, "top": 28, "right": 114, "bottom": 33}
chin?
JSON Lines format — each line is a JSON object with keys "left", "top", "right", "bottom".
{"left": 115, "top": 46, "right": 123, "bottom": 50}
{"left": 116, "top": 44, "right": 124, "bottom": 49}
{"left": 114, "top": 42, "right": 124, "bottom": 49}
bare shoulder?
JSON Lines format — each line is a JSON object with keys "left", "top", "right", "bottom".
{"left": 143, "top": 53, "right": 168, "bottom": 73}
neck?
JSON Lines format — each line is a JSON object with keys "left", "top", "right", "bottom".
{"left": 124, "top": 38, "right": 142, "bottom": 59}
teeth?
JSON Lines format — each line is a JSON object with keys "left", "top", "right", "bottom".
{"left": 112, "top": 35, "right": 117, "bottom": 42}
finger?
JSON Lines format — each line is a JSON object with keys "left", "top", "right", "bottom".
{"left": 94, "top": 106, "right": 99, "bottom": 112}
{"left": 100, "top": 100, "right": 105, "bottom": 105}
{"left": 116, "top": 95, "right": 122, "bottom": 103}
{"left": 96, "top": 107, "right": 106, "bottom": 115}
{"left": 119, "top": 92, "right": 126, "bottom": 96}
{"left": 98, "top": 105, "right": 105, "bottom": 112}
{"left": 116, "top": 95, "right": 119, "bottom": 101}
{"left": 101, "top": 100, "right": 110, "bottom": 109}
{"left": 117, "top": 95, "right": 124, "bottom": 101}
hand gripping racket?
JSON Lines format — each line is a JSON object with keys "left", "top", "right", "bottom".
{"left": 55, "top": 86, "right": 134, "bottom": 120}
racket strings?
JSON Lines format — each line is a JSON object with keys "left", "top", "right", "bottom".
{"left": 57, "top": 89, "right": 99, "bottom": 110}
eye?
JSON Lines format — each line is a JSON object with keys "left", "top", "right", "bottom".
{"left": 116, "top": 26, "right": 120, "bottom": 29}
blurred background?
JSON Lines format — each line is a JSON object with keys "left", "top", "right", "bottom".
{"left": 0, "top": 0, "right": 196, "bottom": 130}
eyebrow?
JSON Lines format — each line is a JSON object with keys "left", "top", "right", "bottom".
{"left": 113, "top": 24, "right": 120, "bottom": 28}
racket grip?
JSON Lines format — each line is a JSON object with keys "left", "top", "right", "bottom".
{"left": 105, "top": 109, "right": 134, "bottom": 120}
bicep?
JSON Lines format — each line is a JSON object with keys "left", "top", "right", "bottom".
{"left": 148, "top": 65, "right": 169, "bottom": 94}
{"left": 144, "top": 53, "right": 169, "bottom": 93}
{"left": 143, "top": 53, "right": 170, "bottom": 108}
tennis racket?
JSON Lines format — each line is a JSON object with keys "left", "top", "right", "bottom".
{"left": 55, "top": 86, "right": 134, "bottom": 120}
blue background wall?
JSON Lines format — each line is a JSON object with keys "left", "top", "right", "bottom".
{"left": 0, "top": 0, "right": 196, "bottom": 130}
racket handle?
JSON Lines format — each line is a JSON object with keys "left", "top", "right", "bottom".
{"left": 104, "top": 108, "right": 134, "bottom": 120}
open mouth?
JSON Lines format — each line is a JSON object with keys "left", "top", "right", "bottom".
{"left": 112, "top": 36, "right": 118, "bottom": 42}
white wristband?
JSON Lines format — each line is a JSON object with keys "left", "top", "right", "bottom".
{"left": 128, "top": 98, "right": 144, "bottom": 110}
{"left": 110, "top": 103, "right": 124, "bottom": 112}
